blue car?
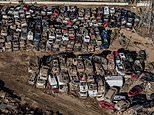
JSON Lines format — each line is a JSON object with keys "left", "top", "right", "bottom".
{"left": 33, "top": 32, "right": 41, "bottom": 42}
{"left": 100, "top": 29, "right": 109, "bottom": 49}
{"left": 77, "top": 54, "right": 93, "bottom": 59}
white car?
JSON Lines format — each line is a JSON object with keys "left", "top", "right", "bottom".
{"left": 2, "top": 15, "right": 8, "bottom": 19}
{"left": 14, "top": 11, "right": 19, "bottom": 18}
{"left": 110, "top": 7, "right": 115, "bottom": 14}
{"left": 116, "top": 59, "right": 123, "bottom": 70}
{"left": 36, "top": 76, "right": 46, "bottom": 89}
{"left": 104, "top": 6, "right": 110, "bottom": 15}
{"left": 119, "top": 53, "right": 126, "bottom": 61}
{"left": 83, "top": 35, "right": 90, "bottom": 43}
{"left": 79, "top": 81, "right": 88, "bottom": 97}
{"left": 87, "top": 82, "right": 98, "bottom": 97}
{"left": 62, "top": 33, "right": 69, "bottom": 41}
{"left": 48, "top": 35, "right": 55, "bottom": 44}
{"left": 27, "top": 31, "right": 33, "bottom": 41}
{"left": 56, "top": 33, "right": 62, "bottom": 38}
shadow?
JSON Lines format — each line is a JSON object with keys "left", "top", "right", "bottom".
{"left": 40, "top": 55, "right": 52, "bottom": 66}
{"left": 108, "top": 29, "right": 112, "bottom": 47}
{"left": 0, "top": 80, "right": 5, "bottom": 90}
{"left": 58, "top": 52, "right": 76, "bottom": 58}
{"left": 0, "top": 80, "right": 21, "bottom": 100}
{"left": 77, "top": 53, "right": 93, "bottom": 58}
{"left": 34, "top": 108, "right": 43, "bottom": 115}
{"left": 56, "top": 111, "right": 63, "bottom": 115}
{"left": 100, "top": 50, "right": 112, "bottom": 58}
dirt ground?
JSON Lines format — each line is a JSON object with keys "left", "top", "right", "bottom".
{"left": 0, "top": 30, "right": 154, "bottom": 115}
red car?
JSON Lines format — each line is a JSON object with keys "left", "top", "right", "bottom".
{"left": 23, "top": 5, "right": 29, "bottom": 11}
{"left": 128, "top": 84, "right": 143, "bottom": 97}
{"left": 98, "top": 100, "right": 115, "bottom": 111}
{"left": 131, "top": 73, "right": 138, "bottom": 81}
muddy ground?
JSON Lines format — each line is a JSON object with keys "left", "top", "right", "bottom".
{"left": 0, "top": 29, "right": 154, "bottom": 115}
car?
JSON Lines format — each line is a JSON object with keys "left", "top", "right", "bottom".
{"left": 150, "top": 93, "right": 154, "bottom": 100}
{"left": 125, "top": 52, "right": 134, "bottom": 63}
{"left": 48, "top": 34, "right": 55, "bottom": 44}
{"left": 128, "top": 84, "right": 144, "bottom": 97}
{"left": 126, "top": 17, "right": 134, "bottom": 29}
{"left": 98, "top": 100, "right": 115, "bottom": 111}
{"left": 94, "top": 62, "right": 105, "bottom": 76}
{"left": 42, "top": 20, "right": 49, "bottom": 32}
{"left": 140, "top": 72, "right": 154, "bottom": 82}
{"left": 104, "top": 6, "right": 110, "bottom": 15}
{"left": 27, "top": 31, "right": 34, "bottom": 41}
{"left": 103, "top": 15, "right": 110, "bottom": 23}
{"left": 130, "top": 94, "right": 147, "bottom": 105}
{"left": 87, "top": 81, "right": 97, "bottom": 97}
{"left": 77, "top": 58, "right": 85, "bottom": 73}
{"left": 66, "top": 41, "right": 74, "bottom": 52}
{"left": 83, "top": 34, "right": 90, "bottom": 43}
{"left": 143, "top": 100, "right": 154, "bottom": 108}
{"left": 69, "top": 66, "right": 79, "bottom": 85}
{"left": 132, "top": 60, "right": 144, "bottom": 74}
{"left": 48, "top": 74, "right": 59, "bottom": 93}
{"left": 84, "top": 59, "right": 93, "bottom": 75}
{"left": 36, "top": 76, "right": 46, "bottom": 89}
{"left": 74, "top": 42, "right": 82, "bottom": 52}
{"left": 1, "top": 27, "right": 7, "bottom": 36}
{"left": 113, "top": 94, "right": 127, "bottom": 103}
{"left": 62, "top": 33, "right": 69, "bottom": 41}
{"left": 79, "top": 81, "right": 88, "bottom": 98}
{"left": 110, "top": 7, "right": 115, "bottom": 14}
{"left": 138, "top": 50, "right": 146, "bottom": 60}
{"left": 100, "top": 29, "right": 109, "bottom": 49}
{"left": 28, "top": 72, "right": 37, "bottom": 85}
{"left": 34, "top": 32, "right": 41, "bottom": 42}
{"left": 59, "top": 56, "right": 67, "bottom": 71}
{"left": 21, "top": 30, "right": 27, "bottom": 40}
{"left": 60, "top": 70, "right": 70, "bottom": 84}
{"left": 121, "top": 16, "right": 127, "bottom": 27}
{"left": 123, "top": 60, "right": 133, "bottom": 74}
{"left": 68, "top": 29, "right": 75, "bottom": 40}
{"left": 118, "top": 52, "right": 126, "bottom": 61}
{"left": 115, "top": 56, "right": 125, "bottom": 76}
{"left": 115, "top": 100, "right": 130, "bottom": 111}
{"left": 0, "top": 42, "right": 4, "bottom": 52}
{"left": 104, "top": 87, "right": 118, "bottom": 102}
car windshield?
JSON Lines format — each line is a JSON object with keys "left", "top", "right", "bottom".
{"left": 52, "top": 85, "right": 58, "bottom": 89}
{"left": 80, "top": 92, "right": 87, "bottom": 94}
{"left": 80, "top": 82, "right": 86, "bottom": 86}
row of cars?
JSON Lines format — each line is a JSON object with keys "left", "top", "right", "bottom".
{"left": 27, "top": 49, "right": 154, "bottom": 114}
{"left": 0, "top": 5, "right": 140, "bottom": 52}
{"left": 28, "top": 53, "right": 108, "bottom": 96}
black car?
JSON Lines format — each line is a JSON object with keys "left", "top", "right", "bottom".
{"left": 123, "top": 61, "right": 133, "bottom": 74}
{"left": 140, "top": 72, "right": 154, "bottom": 82}
{"left": 143, "top": 100, "right": 154, "bottom": 108}
{"left": 132, "top": 60, "right": 144, "bottom": 74}
{"left": 138, "top": 50, "right": 146, "bottom": 60}
{"left": 130, "top": 94, "right": 147, "bottom": 106}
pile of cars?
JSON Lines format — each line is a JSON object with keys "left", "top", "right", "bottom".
{"left": 0, "top": 5, "right": 140, "bottom": 52}
{"left": 27, "top": 49, "right": 154, "bottom": 114}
